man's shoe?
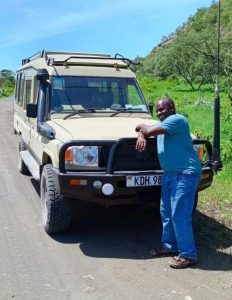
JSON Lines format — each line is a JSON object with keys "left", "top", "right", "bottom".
{"left": 150, "top": 246, "right": 178, "bottom": 257}
{"left": 169, "top": 255, "right": 197, "bottom": 269}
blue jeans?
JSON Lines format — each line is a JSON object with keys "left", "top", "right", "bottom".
{"left": 160, "top": 173, "right": 201, "bottom": 259}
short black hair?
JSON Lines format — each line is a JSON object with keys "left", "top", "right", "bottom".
{"left": 161, "top": 97, "right": 175, "bottom": 110}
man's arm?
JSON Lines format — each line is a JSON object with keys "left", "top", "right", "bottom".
{"left": 135, "top": 123, "right": 167, "bottom": 137}
{"left": 135, "top": 130, "right": 147, "bottom": 152}
{"left": 135, "top": 123, "right": 168, "bottom": 152}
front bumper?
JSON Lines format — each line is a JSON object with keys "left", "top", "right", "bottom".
{"left": 52, "top": 167, "right": 213, "bottom": 205}
{"left": 53, "top": 169, "right": 163, "bottom": 205}
{"left": 53, "top": 138, "right": 214, "bottom": 205}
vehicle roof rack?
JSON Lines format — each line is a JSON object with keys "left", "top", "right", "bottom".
{"left": 115, "top": 53, "right": 140, "bottom": 67}
{"left": 50, "top": 56, "right": 138, "bottom": 68}
{"left": 21, "top": 50, "right": 139, "bottom": 67}
{"left": 49, "top": 53, "right": 139, "bottom": 68}
{"left": 22, "top": 50, "right": 47, "bottom": 65}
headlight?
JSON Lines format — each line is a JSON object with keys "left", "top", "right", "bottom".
{"left": 65, "top": 146, "right": 99, "bottom": 167}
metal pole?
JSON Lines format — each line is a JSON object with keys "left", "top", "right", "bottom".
{"left": 212, "top": 0, "right": 222, "bottom": 172}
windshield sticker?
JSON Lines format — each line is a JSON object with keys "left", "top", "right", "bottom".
{"left": 52, "top": 77, "right": 65, "bottom": 90}
{"left": 125, "top": 104, "right": 147, "bottom": 111}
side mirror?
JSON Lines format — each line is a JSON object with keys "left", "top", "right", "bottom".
{"left": 26, "top": 103, "right": 38, "bottom": 118}
{"left": 148, "top": 103, "right": 153, "bottom": 115}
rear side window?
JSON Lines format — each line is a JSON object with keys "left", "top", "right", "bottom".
{"left": 25, "top": 79, "right": 32, "bottom": 108}
{"left": 15, "top": 72, "right": 26, "bottom": 107}
{"left": 15, "top": 73, "right": 21, "bottom": 105}
{"left": 19, "top": 72, "right": 25, "bottom": 106}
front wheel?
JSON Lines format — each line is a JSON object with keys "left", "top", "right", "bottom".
{"left": 40, "top": 164, "right": 71, "bottom": 233}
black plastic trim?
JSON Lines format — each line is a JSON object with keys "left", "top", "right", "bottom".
{"left": 37, "top": 79, "right": 56, "bottom": 140}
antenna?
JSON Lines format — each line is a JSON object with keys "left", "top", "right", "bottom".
{"left": 212, "top": 0, "right": 222, "bottom": 172}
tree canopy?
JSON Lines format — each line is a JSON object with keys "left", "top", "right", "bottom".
{"left": 136, "top": 0, "right": 232, "bottom": 98}
{"left": 0, "top": 69, "right": 15, "bottom": 98}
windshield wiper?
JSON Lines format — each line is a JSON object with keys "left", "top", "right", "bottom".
{"left": 110, "top": 108, "right": 144, "bottom": 117}
{"left": 64, "top": 108, "right": 96, "bottom": 120}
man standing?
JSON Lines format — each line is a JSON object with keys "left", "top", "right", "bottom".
{"left": 135, "top": 97, "right": 202, "bottom": 269}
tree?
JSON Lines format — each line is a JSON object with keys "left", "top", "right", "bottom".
{"left": 0, "top": 69, "right": 15, "bottom": 86}
{"left": 136, "top": 0, "right": 232, "bottom": 99}
{"left": 0, "top": 69, "right": 15, "bottom": 97}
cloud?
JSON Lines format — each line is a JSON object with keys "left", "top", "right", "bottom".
{"left": 1, "top": 6, "right": 105, "bottom": 47}
{"left": 0, "top": 0, "right": 169, "bottom": 47}
{"left": 0, "top": 0, "right": 212, "bottom": 48}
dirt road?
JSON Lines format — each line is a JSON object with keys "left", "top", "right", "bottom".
{"left": 0, "top": 96, "right": 231, "bottom": 300}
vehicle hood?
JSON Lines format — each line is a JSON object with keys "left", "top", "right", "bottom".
{"left": 48, "top": 117, "right": 157, "bottom": 142}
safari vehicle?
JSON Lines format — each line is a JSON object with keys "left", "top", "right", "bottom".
{"left": 14, "top": 50, "right": 214, "bottom": 234}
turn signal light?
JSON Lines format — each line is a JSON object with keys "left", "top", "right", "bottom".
{"left": 195, "top": 145, "right": 203, "bottom": 160}
{"left": 65, "top": 147, "right": 72, "bottom": 161}
{"left": 65, "top": 148, "right": 73, "bottom": 161}
{"left": 201, "top": 173, "right": 210, "bottom": 180}
{"left": 69, "top": 179, "right": 87, "bottom": 186}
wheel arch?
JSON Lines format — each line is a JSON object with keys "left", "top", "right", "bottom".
{"left": 40, "top": 149, "right": 55, "bottom": 177}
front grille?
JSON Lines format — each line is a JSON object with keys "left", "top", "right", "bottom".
{"left": 59, "top": 138, "right": 161, "bottom": 173}
{"left": 99, "top": 139, "right": 160, "bottom": 171}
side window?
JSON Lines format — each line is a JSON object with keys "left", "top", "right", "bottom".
{"left": 19, "top": 72, "right": 25, "bottom": 106}
{"left": 33, "top": 79, "right": 39, "bottom": 103}
{"left": 24, "top": 79, "right": 32, "bottom": 108}
{"left": 15, "top": 74, "right": 21, "bottom": 104}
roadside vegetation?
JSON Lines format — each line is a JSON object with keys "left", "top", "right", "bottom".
{"left": 134, "top": 0, "right": 232, "bottom": 100}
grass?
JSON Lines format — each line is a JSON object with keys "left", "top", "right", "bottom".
{"left": 139, "top": 76, "right": 232, "bottom": 228}
{"left": 199, "top": 164, "right": 232, "bottom": 228}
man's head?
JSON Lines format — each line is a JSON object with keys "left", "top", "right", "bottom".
{"left": 156, "top": 97, "right": 176, "bottom": 121}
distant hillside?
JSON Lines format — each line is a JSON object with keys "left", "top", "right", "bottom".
{"left": 135, "top": 0, "right": 232, "bottom": 100}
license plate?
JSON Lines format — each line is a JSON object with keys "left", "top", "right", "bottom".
{"left": 126, "top": 175, "right": 162, "bottom": 187}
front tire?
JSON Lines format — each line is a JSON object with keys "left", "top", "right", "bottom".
{"left": 40, "top": 164, "right": 71, "bottom": 233}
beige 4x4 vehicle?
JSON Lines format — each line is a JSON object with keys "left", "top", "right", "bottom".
{"left": 14, "top": 50, "right": 214, "bottom": 233}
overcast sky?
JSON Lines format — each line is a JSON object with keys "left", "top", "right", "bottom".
{"left": 0, "top": 0, "right": 214, "bottom": 71}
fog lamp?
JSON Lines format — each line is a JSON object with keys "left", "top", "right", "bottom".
{"left": 102, "top": 183, "right": 114, "bottom": 195}
{"left": 93, "top": 180, "right": 102, "bottom": 189}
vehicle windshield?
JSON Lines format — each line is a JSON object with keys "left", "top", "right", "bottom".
{"left": 49, "top": 76, "right": 148, "bottom": 114}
